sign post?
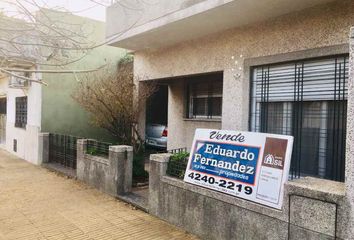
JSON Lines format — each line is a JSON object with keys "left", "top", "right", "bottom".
{"left": 183, "top": 129, "right": 293, "bottom": 209}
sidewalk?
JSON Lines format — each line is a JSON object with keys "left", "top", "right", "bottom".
{"left": 0, "top": 150, "right": 198, "bottom": 240}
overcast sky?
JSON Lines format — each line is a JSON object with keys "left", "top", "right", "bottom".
{"left": 0, "top": 0, "right": 107, "bottom": 22}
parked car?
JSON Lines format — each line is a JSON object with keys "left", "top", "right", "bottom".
{"left": 145, "top": 124, "right": 167, "bottom": 149}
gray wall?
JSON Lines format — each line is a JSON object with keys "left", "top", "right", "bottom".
{"left": 167, "top": 80, "right": 221, "bottom": 151}
{"left": 134, "top": 0, "right": 354, "bottom": 150}
{"left": 76, "top": 139, "right": 133, "bottom": 196}
{"left": 149, "top": 154, "right": 347, "bottom": 240}
{"left": 41, "top": 11, "right": 126, "bottom": 143}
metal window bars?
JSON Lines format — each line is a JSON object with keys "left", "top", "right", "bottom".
{"left": 250, "top": 55, "right": 348, "bottom": 182}
{"left": 15, "top": 96, "right": 27, "bottom": 128}
{"left": 49, "top": 133, "right": 79, "bottom": 169}
{"left": 186, "top": 73, "right": 223, "bottom": 119}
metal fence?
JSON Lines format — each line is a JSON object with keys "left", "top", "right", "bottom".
{"left": 86, "top": 140, "right": 113, "bottom": 158}
{"left": 168, "top": 147, "right": 187, "bottom": 154}
{"left": 49, "top": 133, "right": 79, "bottom": 169}
{"left": 166, "top": 148, "right": 189, "bottom": 179}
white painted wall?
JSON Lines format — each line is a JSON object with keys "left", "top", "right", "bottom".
{"left": 0, "top": 72, "right": 42, "bottom": 164}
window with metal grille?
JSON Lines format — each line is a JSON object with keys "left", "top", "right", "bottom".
{"left": 15, "top": 97, "right": 27, "bottom": 128}
{"left": 186, "top": 73, "right": 223, "bottom": 119}
{"left": 250, "top": 55, "right": 348, "bottom": 182}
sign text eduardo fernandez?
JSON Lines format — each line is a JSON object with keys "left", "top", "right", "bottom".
{"left": 184, "top": 129, "right": 293, "bottom": 209}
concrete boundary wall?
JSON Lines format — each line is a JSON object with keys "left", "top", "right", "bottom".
{"left": 149, "top": 154, "right": 346, "bottom": 240}
{"left": 76, "top": 139, "right": 133, "bottom": 197}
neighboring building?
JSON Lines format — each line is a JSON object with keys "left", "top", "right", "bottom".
{"left": 106, "top": 0, "right": 354, "bottom": 182}
{"left": 0, "top": 60, "right": 41, "bottom": 164}
{"left": 0, "top": 11, "right": 125, "bottom": 165}
{"left": 40, "top": 10, "right": 126, "bottom": 142}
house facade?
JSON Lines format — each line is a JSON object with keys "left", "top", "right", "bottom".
{"left": 107, "top": 0, "right": 354, "bottom": 182}
{"left": 0, "top": 61, "right": 42, "bottom": 163}
{"left": 0, "top": 12, "right": 124, "bottom": 165}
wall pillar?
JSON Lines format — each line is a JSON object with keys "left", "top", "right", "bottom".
{"left": 136, "top": 81, "right": 147, "bottom": 141}
{"left": 149, "top": 153, "right": 171, "bottom": 216}
{"left": 76, "top": 139, "right": 133, "bottom": 197}
{"left": 346, "top": 27, "right": 354, "bottom": 238}
{"left": 167, "top": 81, "right": 184, "bottom": 150}
{"left": 76, "top": 139, "right": 88, "bottom": 181}
{"left": 109, "top": 145, "right": 133, "bottom": 195}
{"left": 38, "top": 132, "right": 49, "bottom": 164}
{"left": 222, "top": 69, "right": 245, "bottom": 131}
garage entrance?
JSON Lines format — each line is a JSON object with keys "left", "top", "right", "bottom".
{"left": 145, "top": 85, "right": 168, "bottom": 150}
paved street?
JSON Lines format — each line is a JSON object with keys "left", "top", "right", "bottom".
{"left": 0, "top": 150, "right": 197, "bottom": 240}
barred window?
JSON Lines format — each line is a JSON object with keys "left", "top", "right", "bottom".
{"left": 186, "top": 73, "right": 223, "bottom": 119}
{"left": 15, "top": 97, "right": 27, "bottom": 128}
{"left": 250, "top": 55, "right": 348, "bottom": 182}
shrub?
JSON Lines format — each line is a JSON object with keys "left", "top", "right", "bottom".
{"left": 133, "top": 149, "right": 149, "bottom": 180}
{"left": 167, "top": 151, "right": 190, "bottom": 179}
{"left": 86, "top": 146, "right": 98, "bottom": 155}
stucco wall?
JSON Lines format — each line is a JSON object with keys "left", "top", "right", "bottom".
{"left": 150, "top": 154, "right": 347, "bottom": 239}
{"left": 76, "top": 139, "right": 133, "bottom": 196}
{"left": 345, "top": 27, "right": 354, "bottom": 237}
{"left": 134, "top": 0, "right": 354, "bottom": 150}
{"left": 41, "top": 12, "right": 126, "bottom": 143}
{"left": 167, "top": 80, "right": 221, "bottom": 150}
{"left": 0, "top": 73, "right": 42, "bottom": 164}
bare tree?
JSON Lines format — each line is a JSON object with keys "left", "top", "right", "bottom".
{"left": 1, "top": 2, "right": 87, "bottom": 65}
{"left": 0, "top": 0, "right": 148, "bottom": 83}
{"left": 73, "top": 56, "right": 157, "bottom": 152}
{"left": 0, "top": 0, "right": 157, "bottom": 153}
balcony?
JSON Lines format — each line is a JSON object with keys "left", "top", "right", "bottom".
{"left": 106, "top": 0, "right": 336, "bottom": 51}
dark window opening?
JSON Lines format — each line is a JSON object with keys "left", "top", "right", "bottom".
{"left": 146, "top": 85, "right": 168, "bottom": 125}
{"left": 0, "top": 98, "right": 6, "bottom": 114}
{"left": 251, "top": 56, "right": 348, "bottom": 182}
{"left": 15, "top": 96, "right": 27, "bottom": 128}
{"left": 186, "top": 72, "right": 223, "bottom": 119}
{"left": 13, "top": 139, "right": 17, "bottom": 152}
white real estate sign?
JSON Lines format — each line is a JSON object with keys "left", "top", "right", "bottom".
{"left": 183, "top": 129, "right": 294, "bottom": 209}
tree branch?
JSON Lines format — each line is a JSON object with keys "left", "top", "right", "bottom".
{"left": 0, "top": 67, "right": 47, "bottom": 85}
